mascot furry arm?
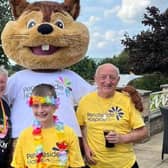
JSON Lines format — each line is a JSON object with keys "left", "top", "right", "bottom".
{"left": 122, "top": 85, "right": 143, "bottom": 112}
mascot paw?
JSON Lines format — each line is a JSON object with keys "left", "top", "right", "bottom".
{"left": 122, "top": 85, "right": 143, "bottom": 112}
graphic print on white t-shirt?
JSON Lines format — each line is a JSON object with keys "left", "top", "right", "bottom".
{"left": 6, "top": 69, "right": 93, "bottom": 138}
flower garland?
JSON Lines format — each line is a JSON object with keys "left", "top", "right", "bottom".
{"left": 32, "top": 115, "right": 68, "bottom": 168}
{"left": 0, "top": 99, "right": 7, "bottom": 136}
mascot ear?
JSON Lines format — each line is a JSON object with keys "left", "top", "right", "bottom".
{"left": 122, "top": 85, "right": 144, "bottom": 112}
{"left": 9, "top": 0, "right": 29, "bottom": 19}
{"left": 64, "top": 0, "right": 80, "bottom": 20}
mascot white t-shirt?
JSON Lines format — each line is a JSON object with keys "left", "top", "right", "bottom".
{"left": 5, "top": 69, "right": 94, "bottom": 138}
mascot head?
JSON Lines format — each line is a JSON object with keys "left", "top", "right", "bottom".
{"left": 1, "top": 0, "right": 89, "bottom": 70}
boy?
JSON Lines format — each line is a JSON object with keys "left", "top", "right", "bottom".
{"left": 11, "top": 83, "right": 84, "bottom": 168}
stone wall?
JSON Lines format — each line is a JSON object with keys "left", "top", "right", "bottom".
{"left": 150, "top": 112, "right": 163, "bottom": 136}
{"left": 138, "top": 89, "right": 151, "bottom": 139}
{"left": 138, "top": 89, "right": 163, "bottom": 137}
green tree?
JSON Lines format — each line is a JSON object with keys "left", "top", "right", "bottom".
{"left": 98, "top": 57, "right": 115, "bottom": 65}
{"left": 112, "top": 51, "right": 130, "bottom": 73}
{"left": 122, "top": 6, "right": 168, "bottom": 74}
{"left": 98, "top": 51, "right": 130, "bottom": 74}
{"left": 0, "top": 0, "right": 12, "bottom": 68}
{"left": 69, "top": 57, "right": 97, "bottom": 81}
{"left": 129, "top": 72, "right": 168, "bottom": 91}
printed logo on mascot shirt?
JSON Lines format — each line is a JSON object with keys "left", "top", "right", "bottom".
{"left": 23, "top": 77, "right": 72, "bottom": 99}
{"left": 57, "top": 77, "right": 72, "bottom": 96}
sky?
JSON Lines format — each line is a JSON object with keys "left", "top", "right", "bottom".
{"left": 28, "top": 0, "right": 168, "bottom": 59}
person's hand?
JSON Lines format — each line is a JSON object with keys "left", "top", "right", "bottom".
{"left": 105, "top": 129, "right": 147, "bottom": 144}
{"left": 105, "top": 131, "right": 122, "bottom": 144}
{"left": 84, "top": 144, "right": 97, "bottom": 165}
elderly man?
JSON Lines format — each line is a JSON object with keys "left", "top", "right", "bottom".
{"left": 76, "top": 63, "right": 148, "bottom": 168}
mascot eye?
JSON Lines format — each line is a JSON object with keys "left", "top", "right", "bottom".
{"left": 55, "top": 19, "right": 64, "bottom": 29}
{"left": 27, "top": 19, "right": 36, "bottom": 29}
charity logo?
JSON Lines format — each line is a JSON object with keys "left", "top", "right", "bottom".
{"left": 57, "top": 77, "right": 72, "bottom": 96}
{"left": 108, "top": 106, "right": 124, "bottom": 120}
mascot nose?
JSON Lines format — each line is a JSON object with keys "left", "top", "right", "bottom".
{"left": 38, "top": 24, "right": 53, "bottom": 34}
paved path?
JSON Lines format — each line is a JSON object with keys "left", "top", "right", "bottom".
{"left": 134, "top": 132, "right": 168, "bottom": 168}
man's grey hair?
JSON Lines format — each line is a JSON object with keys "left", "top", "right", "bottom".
{"left": 95, "top": 63, "right": 120, "bottom": 77}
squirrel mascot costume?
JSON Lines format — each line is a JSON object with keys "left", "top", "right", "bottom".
{"left": 1, "top": 0, "right": 143, "bottom": 163}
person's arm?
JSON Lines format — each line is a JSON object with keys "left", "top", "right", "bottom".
{"left": 120, "top": 126, "right": 148, "bottom": 143}
{"left": 106, "top": 93, "right": 148, "bottom": 144}
{"left": 76, "top": 98, "right": 96, "bottom": 165}
{"left": 80, "top": 126, "right": 97, "bottom": 165}
{"left": 106, "top": 126, "right": 148, "bottom": 144}
{"left": 68, "top": 127, "right": 85, "bottom": 168}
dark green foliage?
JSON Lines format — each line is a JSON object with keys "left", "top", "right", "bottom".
{"left": 0, "top": 47, "right": 9, "bottom": 69}
{"left": 98, "top": 51, "right": 131, "bottom": 73}
{"left": 69, "top": 57, "right": 97, "bottom": 80}
{"left": 98, "top": 57, "right": 115, "bottom": 65}
{"left": 122, "top": 6, "right": 168, "bottom": 74}
{"left": 111, "top": 51, "right": 130, "bottom": 73}
{"left": 8, "top": 64, "right": 24, "bottom": 76}
{"left": 69, "top": 52, "right": 132, "bottom": 81}
{"left": 129, "top": 72, "right": 168, "bottom": 92}
{"left": 0, "top": 0, "right": 12, "bottom": 68}
{"left": 0, "top": 0, "right": 12, "bottom": 33}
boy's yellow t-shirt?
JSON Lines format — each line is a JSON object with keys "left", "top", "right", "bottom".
{"left": 77, "top": 91, "right": 145, "bottom": 168}
{"left": 11, "top": 126, "right": 84, "bottom": 168}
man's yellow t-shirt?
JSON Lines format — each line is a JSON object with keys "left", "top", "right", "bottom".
{"left": 76, "top": 91, "right": 145, "bottom": 168}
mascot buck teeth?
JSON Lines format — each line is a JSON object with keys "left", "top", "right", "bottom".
{"left": 2, "top": 0, "right": 89, "bottom": 69}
